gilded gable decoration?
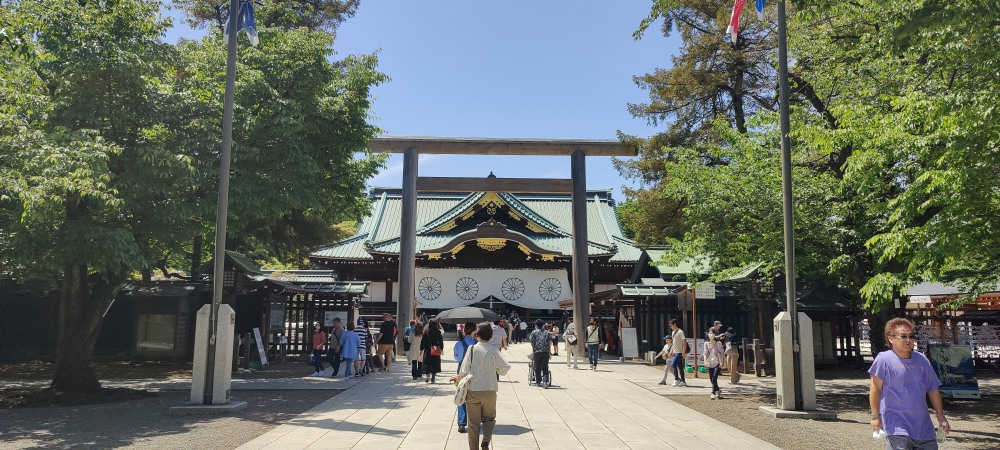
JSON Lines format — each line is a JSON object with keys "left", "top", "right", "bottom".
{"left": 477, "top": 238, "right": 507, "bottom": 252}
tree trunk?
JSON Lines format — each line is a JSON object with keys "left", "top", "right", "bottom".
{"left": 867, "top": 306, "right": 896, "bottom": 358}
{"left": 191, "top": 234, "right": 203, "bottom": 280}
{"left": 51, "top": 264, "right": 128, "bottom": 393}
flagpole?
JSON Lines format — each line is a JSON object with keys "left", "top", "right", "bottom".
{"left": 204, "top": 0, "right": 240, "bottom": 405}
{"left": 777, "top": 0, "right": 803, "bottom": 411}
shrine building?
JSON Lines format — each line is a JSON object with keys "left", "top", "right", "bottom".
{"left": 308, "top": 182, "right": 646, "bottom": 321}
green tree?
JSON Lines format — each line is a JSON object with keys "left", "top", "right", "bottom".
{"left": 791, "top": 0, "right": 1000, "bottom": 308}
{"left": 0, "top": 0, "right": 386, "bottom": 392}
{"left": 173, "top": 0, "right": 359, "bottom": 33}
{"left": 616, "top": 0, "right": 778, "bottom": 248}
{"left": 1, "top": 0, "right": 194, "bottom": 392}
{"left": 626, "top": 1, "right": 1000, "bottom": 352}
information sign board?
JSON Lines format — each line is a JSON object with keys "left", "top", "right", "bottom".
{"left": 253, "top": 327, "right": 268, "bottom": 366}
{"left": 621, "top": 328, "right": 639, "bottom": 358}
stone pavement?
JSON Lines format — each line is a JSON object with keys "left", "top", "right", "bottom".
{"left": 235, "top": 341, "right": 779, "bottom": 450}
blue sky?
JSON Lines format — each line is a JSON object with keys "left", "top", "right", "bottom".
{"left": 163, "top": 1, "right": 681, "bottom": 202}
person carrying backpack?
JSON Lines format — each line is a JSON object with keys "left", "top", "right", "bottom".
{"left": 327, "top": 317, "right": 345, "bottom": 378}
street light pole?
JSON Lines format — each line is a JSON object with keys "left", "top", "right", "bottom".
{"left": 204, "top": 0, "right": 240, "bottom": 405}
{"left": 777, "top": 0, "right": 803, "bottom": 411}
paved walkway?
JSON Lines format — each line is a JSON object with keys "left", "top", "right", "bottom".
{"left": 235, "top": 341, "right": 779, "bottom": 450}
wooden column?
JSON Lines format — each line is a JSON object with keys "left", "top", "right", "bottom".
{"left": 396, "top": 147, "right": 417, "bottom": 354}
{"left": 571, "top": 150, "right": 590, "bottom": 356}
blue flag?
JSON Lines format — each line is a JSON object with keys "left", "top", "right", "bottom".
{"left": 755, "top": 0, "right": 765, "bottom": 20}
{"left": 223, "top": 0, "right": 259, "bottom": 46}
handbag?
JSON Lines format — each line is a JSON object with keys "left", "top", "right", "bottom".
{"left": 706, "top": 350, "right": 719, "bottom": 368}
{"left": 430, "top": 345, "right": 442, "bottom": 356}
{"left": 454, "top": 345, "right": 475, "bottom": 406}
{"left": 566, "top": 333, "right": 578, "bottom": 345}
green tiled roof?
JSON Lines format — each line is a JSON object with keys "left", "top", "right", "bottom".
{"left": 312, "top": 188, "right": 642, "bottom": 262}
{"left": 647, "top": 249, "right": 713, "bottom": 277}
{"left": 225, "top": 251, "right": 263, "bottom": 276}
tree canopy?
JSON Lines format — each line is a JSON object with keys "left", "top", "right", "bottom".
{"left": 623, "top": 0, "right": 1000, "bottom": 323}
{"left": 0, "top": 0, "right": 386, "bottom": 392}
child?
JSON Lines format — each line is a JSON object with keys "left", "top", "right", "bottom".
{"left": 655, "top": 335, "right": 673, "bottom": 385}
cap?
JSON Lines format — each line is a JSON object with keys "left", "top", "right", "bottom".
{"left": 714, "top": 320, "right": 722, "bottom": 326}
{"left": 663, "top": 335, "right": 672, "bottom": 340}
{"left": 357, "top": 317, "right": 365, "bottom": 324}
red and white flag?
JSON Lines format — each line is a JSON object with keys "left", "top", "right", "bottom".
{"left": 727, "top": 0, "right": 747, "bottom": 43}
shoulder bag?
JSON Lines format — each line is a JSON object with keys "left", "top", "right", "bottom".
{"left": 454, "top": 345, "right": 474, "bottom": 406}
{"left": 430, "top": 334, "right": 443, "bottom": 356}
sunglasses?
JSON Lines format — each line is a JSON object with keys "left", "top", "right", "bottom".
{"left": 892, "top": 334, "right": 916, "bottom": 340}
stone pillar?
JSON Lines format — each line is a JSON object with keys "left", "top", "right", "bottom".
{"left": 774, "top": 311, "right": 816, "bottom": 410}
{"left": 396, "top": 147, "right": 418, "bottom": 354}
{"left": 570, "top": 150, "right": 589, "bottom": 356}
{"left": 191, "top": 304, "right": 236, "bottom": 405}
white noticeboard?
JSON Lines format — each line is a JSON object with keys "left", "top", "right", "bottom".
{"left": 621, "top": 328, "right": 639, "bottom": 358}
{"left": 324, "top": 310, "right": 349, "bottom": 327}
{"left": 693, "top": 282, "right": 716, "bottom": 299}
{"left": 253, "top": 327, "right": 268, "bottom": 366}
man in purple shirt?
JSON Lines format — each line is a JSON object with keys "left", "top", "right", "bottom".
{"left": 869, "top": 318, "right": 951, "bottom": 449}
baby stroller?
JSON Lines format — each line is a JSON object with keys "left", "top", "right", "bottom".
{"left": 526, "top": 353, "right": 552, "bottom": 385}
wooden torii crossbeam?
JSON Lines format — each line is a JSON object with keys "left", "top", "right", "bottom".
{"left": 369, "top": 136, "right": 636, "bottom": 356}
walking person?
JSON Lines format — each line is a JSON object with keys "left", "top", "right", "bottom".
{"left": 529, "top": 320, "right": 551, "bottom": 387}
{"left": 723, "top": 327, "right": 740, "bottom": 384}
{"left": 549, "top": 322, "right": 560, "bottom": 356}
{"left": 870, "top": 318, "right": 950, "bottom": 450}
{"left": 586, "top": 318, "right": 601, "bottom": 370}
{"left": 421, "top": 319, "right": 444, "bottom": 383}
{"left": 668, "top": 319, "right": 687, "bottom": 386}
{"left": 451, "top": 322, "right": 511, "bottom": 450}
{"left": 519, "top": 320, "right": 528, "bottom": 343}
{"left": 309, "top": 322, "right": 326, "bottom": 376}
{"left": 407, "top": 322, "right": 424, "bottom": 380}
{"left": 339, "top": 321, "right": 361, "bottom": 379}
{"left": 403, "top": 319, "right": 415, "bottom": 355}
{"left": 376, "top": 312, "right": 397, "bottom": 372}
{"left": 354, "top": 317, "right": 371, "bottom": 377}
{"left": 704, "top": 330, "right": 724, "bottom": 398}
{"left": 655, "top": 335, "right": 673, "bottom": 385}
{"left": 327, "top": 317, "right": 345, "bottom": 378}
{"left": 454, "top": 321, "right": 478, "bottom": 433}
{"left": 563, "top": 317, "right": 579, "bottom": 369}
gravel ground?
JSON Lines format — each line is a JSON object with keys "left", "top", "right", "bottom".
{"left": 0, "top": 389, "right": 340, "bottom": 449}
{"left": 669, "top": 393, "right": 1000, "bottom": 450}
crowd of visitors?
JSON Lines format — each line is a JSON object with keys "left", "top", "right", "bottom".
{"left": 304, "top": 309, "right": 953, "bottom": 450}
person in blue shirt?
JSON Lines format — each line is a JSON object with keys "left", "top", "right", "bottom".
{"left": 339, "top": 321, "right": 361, "bottom": 380}
{"left": 454, "top": 321, "right": 478, "bottom": 434}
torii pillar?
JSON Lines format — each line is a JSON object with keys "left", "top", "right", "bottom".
{"left": 368, "top": 137, "right": 636, "bottom": 355}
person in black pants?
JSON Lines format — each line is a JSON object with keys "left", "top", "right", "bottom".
{"left": 327, "top": 317, "right": 345, "bottom": 377}
{"left": 421, "top": 320, "right": 444, "bottom": 383}
{"left": 528, "top": 320, "right": 551, "bottom": 388}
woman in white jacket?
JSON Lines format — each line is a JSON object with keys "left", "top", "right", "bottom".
{"left": 407, "top": 323, "right": 424, "bottom": 380}
{"left": 452, "top": 322, "right": 510, "bottom": 450}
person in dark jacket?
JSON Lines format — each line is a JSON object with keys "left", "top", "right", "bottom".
{"left": 421, "top": 319, "right": 444, "bottom": 383}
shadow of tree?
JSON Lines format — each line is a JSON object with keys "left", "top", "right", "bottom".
{"left": 0, "top": 390, "right": 342, "bottom": 450}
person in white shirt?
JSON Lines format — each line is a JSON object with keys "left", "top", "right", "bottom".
{"left": 563, "top": 317, "right": 579, "bottom": 369}
{"left": 452, "top": 322, "right": 511, "bottom": 450}
{"left": 654, "top": 335, "right": 674, "bottom": 385}
{"left": 667, "top": 319, "right": 687, "bottom": 386}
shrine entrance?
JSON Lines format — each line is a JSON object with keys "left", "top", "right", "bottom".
{"left": 367, "top": 137, "right": 635, "bottom": 354}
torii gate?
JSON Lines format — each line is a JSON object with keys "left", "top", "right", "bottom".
{"left": 368, "top": 136, "right": 636, "bottom": 356}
